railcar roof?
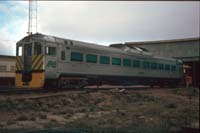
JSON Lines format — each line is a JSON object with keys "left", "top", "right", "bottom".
{"left": 18, "top": 33, "right": 178, "bottom": 62}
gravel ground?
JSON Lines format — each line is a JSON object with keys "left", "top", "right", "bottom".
{"left": 0, "top": 87, "right": 199, "bottom": 132}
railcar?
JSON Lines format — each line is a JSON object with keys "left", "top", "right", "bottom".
{"left": 15, "top": 33, "right": 183, "bottom": 89}
{"left": 0, "top": 55, "right": 15, "bottom": 86}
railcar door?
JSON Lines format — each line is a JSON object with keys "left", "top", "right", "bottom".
{"left": 45, "top": 43, "right": 57, "bottom": 79}
{"left": 23, "top": 43, "right": 32, "bottom": 83}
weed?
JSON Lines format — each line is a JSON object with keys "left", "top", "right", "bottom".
{"left": 6, "top": 121, "right": 15, "bottom": 125}
{"left": 59, "top": 110, "right": 67, "bottom": 115}
{"left": 50, "top": 118, "right": 57, "bottom": 123}
{"left": 89, "top": 105, "right": 97, "bottom": 112}
{"left": 64, "top": 113, "right": 72, "bottom": 118}
{"left": 173, "top": 89, "right": 180, "bottom": 95}
{"left": 41, "top": 104, "right": 49, "bottom": 112}
{"left": 30, "top": 117, "right": 36, "bottom": 121}
{"left": 16, "top": 114, "right": 28, "bottom": 121}
{"left": 43, "top": 122, "right": 55, "bottom": 129}
{"left": 79, "top": 108, "right": 87, "bottom": 113}
{"left": 94, "top": 98, "right": 103, "bottom": 105}
{"left": 39, "top": 113, "right": 47, "bottom": 119}
{"left": 164, "top": 101, "right": 177, "bottom": 109}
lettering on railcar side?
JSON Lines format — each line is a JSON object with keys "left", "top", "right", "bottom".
{"left": 47, "top": 61, "right": 56, "bottom": 68}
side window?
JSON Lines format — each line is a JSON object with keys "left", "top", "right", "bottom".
{"left": 112, "top": 58, "right": 121, "bottom": 65}
{"left": 143, "top": 61, "right": 150, "bottom": 69}
{"left": 100, "top": 56, "right": 110, "bottom": 64}
{"left": 165, "top": 64, "right": 170, "bottom": 71}
{"left": 158, "top": 63, "right": 164, "bottom": 70}
{"left": 71, "top": 52, "right": 83, "bottom": 62}
{"left": 46, "top": 47, "right": 56, "bottom": 56}
{"left": 123, "top": 59, "right": 131, "bottom": 67}
{"left": 17, "top": 46, "right": 22, "bottom": 56}
{"left": 150, "top": 62, "right": 157, "bottom": 69}
{"left": 133, "top": 60, "right": 140, "bottom": 68}
{"left": 171, "top": 65, "right": 176, "bottom": 71}
{"left": 86, "top": 54, "right": 97, "bottom": 63}
{"left": 61, "top": 51, "right": 65, "bottom": 60}
{"left": 34, "top": 43, "right": 42, "bottom": 55}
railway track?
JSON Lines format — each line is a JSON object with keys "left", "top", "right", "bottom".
{"left": 0, "top": 88, "right": 44, "bottom": 94}
{"left": 0, "top": 85, "right": 153, "bottom": 95}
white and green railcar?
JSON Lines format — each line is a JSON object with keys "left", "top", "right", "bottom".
{"left": 15, "top": 33, "right": 183, "bottom": 89}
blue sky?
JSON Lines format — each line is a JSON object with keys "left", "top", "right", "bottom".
{"left": 0, "top": 1, "right": 27, "bottom": 31}
{"left": 0, "top": 1, "right": 28, "bottom": 55}
{"left": 0, "top": 1, "right": 199, "bottom": 55}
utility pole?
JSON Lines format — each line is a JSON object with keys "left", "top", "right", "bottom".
{"left": 27, "top": 0, "right": 38, "bottom": 35}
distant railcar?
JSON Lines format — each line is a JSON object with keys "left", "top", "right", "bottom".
{"left": 15, "top": 33, "right": 183, "bottom": 89}
{"left": 0, "top": 55, "right": 15, "bottom": 86}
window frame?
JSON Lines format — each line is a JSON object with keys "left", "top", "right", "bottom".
{"left": 100, "top": 56, "right": 110, "bottom": 64}
{"left": 11, "top": 66, "right": 15, "bottom": 72}
{"left": 86, "top": 54, "right": 97, "bottom": 63}
{"left": 17, "top": 46, "right": 23, "bottom": 56}
{"left": 71, "top": 52, "right": 83, "bottom": 62}
{"left": 165, "top": 64, "right": 170, "bottom": 71}
{"left": 150, "top": 62, "right": 157, "bottom": 69}
{"left": 143, "top": 61, "right": 150, "bottom": 69}
{"left": 158, "top": 63, "right": 164, "bottom": 70}
{"left": 34, "top": 42, "right": 42, "bottom": 55}
{"left": 123, "top": 59, "right": 131, "bottom": 67}
{"left": 46, "top": 46, "right": 56, "bottom": 56}
{"left": 133, "top": 60, "right": 140, "bottom": 68}
{"left": 0, "top": 65, "right": 7, "bottom": 72}
{"left": 24, "top": 44, "right": 32, "bottom": 56}
{"left": 171, "top": 65, "right": 176, "bottom": 71}
{"left": 112, "top": 57, "right": 121, "bottom": 66}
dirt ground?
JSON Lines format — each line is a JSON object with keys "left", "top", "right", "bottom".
{"left": 0, "top": 87, "right": 199, "bottom": 132}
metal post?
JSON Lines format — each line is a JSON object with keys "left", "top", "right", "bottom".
{"left": 27, "top": 0, "right": 37, "bottom": 35}
{"left": 27, "top": 0, "right": 31, "bottom": 35}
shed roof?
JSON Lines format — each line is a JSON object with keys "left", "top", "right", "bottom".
{"left": 0, "top": 55, "right": 15, "bottom": 59}
{"left": 125, "top": 37, "right": 200, "bottom": 45}
{"left": 0, "top": 55, "right": 16, "bottom": 61}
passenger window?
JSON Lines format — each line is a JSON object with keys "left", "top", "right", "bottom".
{"left": 17, "top": 46, "right": 22, "bottom": 56}
{"left": 171, "top": 65, "right": 176, "bottom": 71}
{"left": 165, "top": 64, "right": 170, "bottom": 71}
{"left": 46, "top": 47, "right": 56, "bottom": 56}
{"left": 158, "top": 64, "right": 164, "bottom": 70}
{"left": 123, "top": 59, "right": 131, "bottom": 67}
{"left": 100, "top": 56, "right": 110, "bottom": 64}
{"left": 61, "top": 51, "right": 65, "bottom": 60}
{"left": 151, "top": 62, "right": 157, "bottom": 69}
{"left": 143, "top": 61, "right": 150, "bottom": 69}
{"left": 34, "top": 43, "right": 42, "bottom": 55}
{"left": 133, "top": 60, "right": 140, "bottom": 68}
{"left": 71, "top": 52, "right": 83, "bottom": 62}
{"left": 86, "top": 54, "right": 97, "bottom": 63}
{"left": 112, "top": 58, "right": 121, "bottom": 65}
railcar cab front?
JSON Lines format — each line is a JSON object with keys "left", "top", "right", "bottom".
{"left": 15, "top": 36, "right": 45, "bottom": 88}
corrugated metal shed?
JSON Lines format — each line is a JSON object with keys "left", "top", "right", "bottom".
{"left": 123, "top": 38, "right": 200, "bottom": 62}
{"left": 110, "top": 37, "right": 200, "bottom": 86}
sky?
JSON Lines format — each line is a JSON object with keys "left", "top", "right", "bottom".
{"left": 0, "top": 1, "right": 199, "bottom": 56}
